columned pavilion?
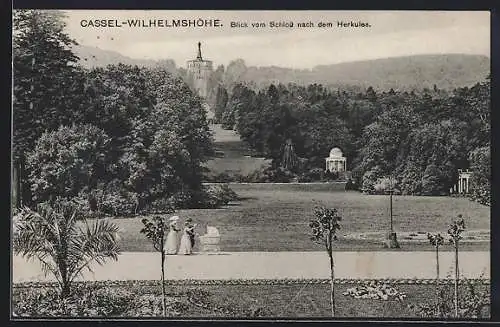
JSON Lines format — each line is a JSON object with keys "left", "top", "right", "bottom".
{"left": 457, "top": 169, "right": 472, "bottom": 194}
{"left": 325, "top": 147, "right": 346, "bottom": 173}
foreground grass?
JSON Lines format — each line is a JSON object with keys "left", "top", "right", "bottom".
{"left": 108, "top": 184, "right": 489, "bottom": 252}
{"left": 193, "top": 283, "right": 490, "bottom": 318}
{"left": 12, "top": 282, "right": 490, "bottom": 318}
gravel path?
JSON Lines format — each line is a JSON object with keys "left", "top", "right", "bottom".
{"left": 12, "top": 251, "right": 489, "bottom": 283}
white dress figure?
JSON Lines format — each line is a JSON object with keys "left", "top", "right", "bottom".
{"left": 165, "top": 216, "right": 180, "bottom": 255}
{"left": 178, "top": 220, "right": 197, "bottom": 255}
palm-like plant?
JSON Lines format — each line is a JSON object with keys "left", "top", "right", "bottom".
{"left": 13, "top": 198, "right": 120, "bottom": 298}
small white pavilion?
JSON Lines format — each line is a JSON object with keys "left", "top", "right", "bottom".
{"left": 457, "top": 169, "right": 472, "bottom": 194}
{"left": 325, "top": 147, "right": 347, "bottom": 173}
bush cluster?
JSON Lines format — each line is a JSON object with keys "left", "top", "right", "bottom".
{"left": 245, "top": 167, "right": 296, "bottom": 183}
{"left": 297, "top": 169, "right": 340, "bottom": 183}
{"left": 128, "top": 294, "right": 189, "bottom": 317}
{"left": 408, "top": 279, "right": 490, "bottom": 319}
{"left": 67, "top": 183, "right": 239, "bottom": 217}
{"left": 196, "top": 184, "right": 239, "bottom": 209}
{"left": 206, "top": 167, "right": 346, "bottom": 184}
{"left": 75, "top": 184, "right": 140, "bottom": 217}
{"left": 13, "top": 285, "right": 134, "bottom": 317}
{"left": 13, "top": 284, "right": 269, "bottom": 318}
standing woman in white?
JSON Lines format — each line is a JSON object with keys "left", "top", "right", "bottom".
{"left": 178, "top": 218, "right": 197, "bottom": 255}
{"left": 165, "top": 216, "right": 180, "bottom": 255}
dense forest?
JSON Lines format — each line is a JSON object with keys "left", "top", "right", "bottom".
{"left": 212, "top": 77, "right": 490, "bottom": 205}
{"left": 12, "top": 10, "right": 226, "bottom": 216}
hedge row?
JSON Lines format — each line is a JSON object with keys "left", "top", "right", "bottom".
{"left": 13, "top": 278, "right": 490, "bottom": 289}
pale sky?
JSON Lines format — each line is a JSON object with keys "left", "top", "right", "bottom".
{"left": 60, "top": 10, "right": 490, "bottom": 69}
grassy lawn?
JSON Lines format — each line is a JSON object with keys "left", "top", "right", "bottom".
{"left": 12, "top": 282, "right": 490, "bottom": 318}
{"left": 182, "top": 283, "right": 490, "bottom": 318}
{"left": 175, "top": 125, "right": 492, "bottom": 252}
{"left": 203, "top": 124, "right": 271, "bottom": 177}
{"left": 108, "top": 183, "right": 489, "bottom": 252}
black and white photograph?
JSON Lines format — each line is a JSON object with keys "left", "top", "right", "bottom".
{"left": 11, "top": 10, "right": 491, "bottom": 319}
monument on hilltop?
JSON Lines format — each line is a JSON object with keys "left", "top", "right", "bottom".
{"left": 186, "top": 42, "right": 213, "bottom": 99}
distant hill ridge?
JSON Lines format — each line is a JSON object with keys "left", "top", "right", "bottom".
{"left": 73, "top": 45, "right": 178, "bottom": 73}
{"left": 73, "top": 44, "right": 489, "bottom": 91}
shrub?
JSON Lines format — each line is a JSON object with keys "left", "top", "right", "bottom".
{"left": 372, "top": 177, "right": 401, "bottom": 195}
{"left": 298, "top": 168, "right": 324, "bottom": 182}
{"left": 216, "top": 172, "right": 238, "bottom": 183}
{"left": 72, "top": 181, "right": 139, "bottom": 218}
{"left": 421, "top": 164, "right": 448, "bottom": 196}
{"left": 310, "top": 168, "right": 325, "bottom": 181}
{"left": 297, "top": 174, "right": 313, "bottom": 183}
{"left": 26, "top": 124, "right": 111, "bottom": 204}
{"left": 469, "top": 146, "right": 490, "bottom": 206}
{"left": 373, "top": 177, "right": 390, "bottom": 194}
{"left": 246, "top": 166, "right": 295, "bottom": 183}
{"left": 408, "top": 280, "right": 490, "bottom": 319}
{"left": 14, "top": 287, "right": 61, "bottom": 317}
{"left": 70, "top": 182, "right": 240, "bottom": 215}
{"left": 129, "top": 294, "right": 164, "bottom": 317}
{"left": 345, "top": 178, "right": 358, "bottom": 191}
{"left": 361, "top": 167, "right": 383, "bottom": 194}
{"left": 13, "top": 285, "right": 134, "bottom": 317}
{"left": 143, "top": 197, "right": 177, "bottom": 214}
{"left": 324, "top": 170, "right": 339, "bottom": 181}
{"left": 205, "top": 172, "right": 237, "bottom": 183}
{"left": 197, "top": 184, "right": 239, "bottom": 209}
{"left": 184, "top": 288, "right": 267, "bottom": 317}
{"left": 245, "top": 170, "right": 261, "bottom": 183}
{"left": 217, "top": 184, "right": 239, "bottom": 202}
{"left": 234, "top": 173, "right": 249, "bottom": 182}
{"left": 91, "top": 287, "right": 135, "bottom": 316}
{"left": 100, "top": 192, "right": 138, "bottom": 216}
{"left": 128, "top": 294, "right": 189, "bottom": 317}
{"left": 399, "top": 164, "right": 423, "bottom": 195}
{"left": 167, "top": 190, "right": 194, "bottom": 210}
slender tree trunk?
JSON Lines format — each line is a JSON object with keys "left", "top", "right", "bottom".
{"left": 161, "top": 250, "right": 166, "bottom": 317}
{"left": 454, "top": 241, "right": 459, "bottom": 318}
{"left": 19, "top": 157, "right": 24, "bottom": 207}
{"left": 59, "top": 262, "right": 71, "bottom": 313}
{"left": 61, "top": 281, "right": 71, "bottom": 299}
{"left": 328, "top": 250, "right": 335, "bottom": 317}
{"left": 60, "top": 280, "right": 71, "bottom": 314}
{"left": 59, "top": 222, "right": 70, "bottom": 299}
{"left": 435, "top": 245, "right": 440, "bottom": 316}
{"left": 12, "top": 161, "right": 19, "bottom": 210}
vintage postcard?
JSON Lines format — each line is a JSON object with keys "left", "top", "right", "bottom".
{"left": 11, "top": 10, "right": 491, "bottom": 320}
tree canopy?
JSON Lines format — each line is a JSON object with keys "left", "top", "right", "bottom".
{"left": 215, "top": 77, "right": 490, "bottom": 201}
{"left": 13, "top": 10, "right": 215, "bottom": 214}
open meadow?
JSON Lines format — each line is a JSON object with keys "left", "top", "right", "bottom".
{"left": 203, "top": 124, "right": 271, "bottom": 177}
{"left": 109, "top": 183, "right": 490, "bottom": 252}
